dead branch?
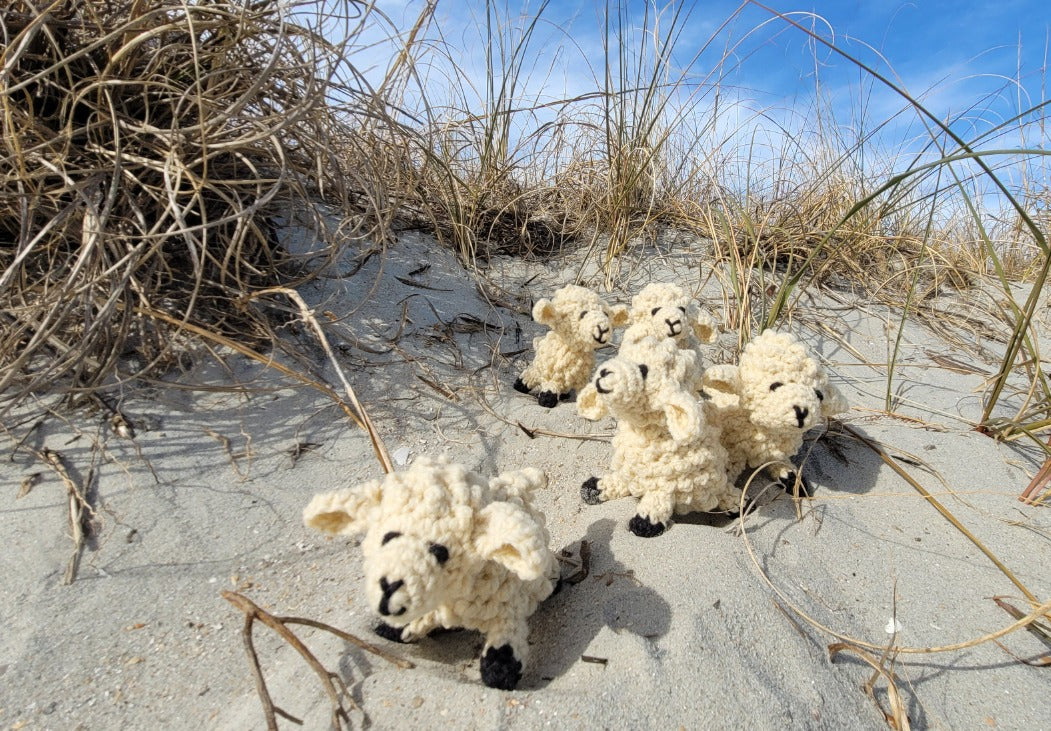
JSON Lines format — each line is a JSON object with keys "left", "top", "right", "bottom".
{"left": 222, "top": 591, "right": 414, "bottom": 730}
{"left": 32, "top": 447, "right": 97, "bottom": 584}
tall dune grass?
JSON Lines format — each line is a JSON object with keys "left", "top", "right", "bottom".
{"left": 2, "top": 0, "right": 1049, "bottom": 441}
{"left": 382, "top": 0, "right": 1049, "bottom": 438}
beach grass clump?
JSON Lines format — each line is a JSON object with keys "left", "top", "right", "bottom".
{"left": 389, "top": 0, "right": 578, "bottom": 267}
{"left": 0, "top": 0, "right": 377, "bottom": 412}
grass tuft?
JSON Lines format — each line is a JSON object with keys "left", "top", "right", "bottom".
{"left": 0, "top": 0, "right": 392, "bottom": 413}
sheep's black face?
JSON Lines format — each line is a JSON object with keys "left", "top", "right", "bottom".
{"left": 363, "top": 526, "right": 454, "bottom": 625}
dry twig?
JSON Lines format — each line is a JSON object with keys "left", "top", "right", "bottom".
{"left": 30, "top": 447, "right": 98, "bottom": 584}
{"left": 222, "top": 591, "right": 413, "bottom": 730}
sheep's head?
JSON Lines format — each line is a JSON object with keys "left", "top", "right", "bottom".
{"left": 578, "top": 336, "right": 702, "bottom": 440}
{"left": 533, "top": 284, "right": 629, "bottom": 349}
{"left": 628, "top": 282, "right": 717, "bottom": 347}
{"left": 706, "top": 330, "right": 846, "bottom": 434}
{"left": 303, "top": 458, "right": 551, "bottom": 627}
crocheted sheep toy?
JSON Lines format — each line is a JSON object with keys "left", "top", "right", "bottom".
{"left": 702, "top": 329, "right": 848, "bottom": 497}
{"left": 620, "top": 282, "right": 719, "bottom": 393}
{"left": 303, "top": 456, "right": 560, "bottom": 690}
{"left": 513, "top": 284, "right": 629, "bottom": 408}
{"left": 621, "top": 282, "right": 717, "bottom": 353}
{"left": 577, "top": 336, "right": 741, "bottom": 537}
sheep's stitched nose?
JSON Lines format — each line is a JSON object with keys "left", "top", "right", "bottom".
{"left": 664, "top": 318, "right": 682, "bottom": 336}
{"left": 378, "top": 577, "right": 406, "bottom": 616}
{"left": 793, "top": 405, "right": 809, "bottom": 429}
{"left": 595, "top": 368, "right": 613, "bottom": 394}
{"left": 594, "top": 325, "right": 610, "bottom": 343}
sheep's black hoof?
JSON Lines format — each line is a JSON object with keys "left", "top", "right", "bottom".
{"left": 513, "top": 377, "right": 531, "bottom": 395}
{"left": 722, "top": 492, "right": 755, "bottom": 519}
{"left": 537, "top": 391, "right": 558, "bottom": 408}
{"left": 723, "top": 498, "right": 755, "bottom": 519}
{"left": 628, "top": 514, "right": 667, "bottom": 537}
{"left": 480, "top": 644, "right": 522, "bottom": 690}
{"left": 427, "top": 625, "right": 465, "bottom": 638}
{"left": 779, "top": 471, "right": 813, "bottom": 497}
{"left": 374, "top": 621, "right": 406, "bottom": 643}
{"left": 581, "top": 477, "right": 602, "bottom": 505}
{"left": 549, "top": 577, "right": 564, "bottom": 598}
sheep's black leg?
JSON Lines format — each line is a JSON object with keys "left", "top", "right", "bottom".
{"left": 374, "top": 621, "right": 407, "bottom": 643}
{"left": 722, "top": 501, "right": 754, "bottom": 519}
{"left": 628, "top": 514, "right": 668, "bottom": 538}
{"left": 480, "top": 644, "right": 523, "bottom": 690}
{"left": 580, "top": 476, "right": 602, "bottom": 505}
{"left": 558, "top": 390, "right": 573, "bottom": 402}
{"left": 778, "top": 470, "right": 813, "bottom": 497}
{"left": 427, "top": 626, "right": 465, "bottom": 637}
{"left": 537, "top": 391, "right": 558, "bottom": 408}
{"left": 721, "top": 489, "right": 755, "bottom": 519}
{"left": 513, "top": 377, "right": 532, "bottom": 395}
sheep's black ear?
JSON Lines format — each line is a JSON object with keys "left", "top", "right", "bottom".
{"left": 429, "top": 543, "right": 450, "bottom": 565}
{"left": 638, "top": 364, "right": 649, "bottom": 380}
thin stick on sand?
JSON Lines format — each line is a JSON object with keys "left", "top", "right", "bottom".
{"left": 222, "top": 591, "right": 414, "bottom": 730}
{"left": 245, "top": 287, "right": 394, "bottom": 474}
{"left": 32, "top": 447, "right": 95, "bottom": 584}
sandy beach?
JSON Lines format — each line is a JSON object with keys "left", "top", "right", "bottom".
{"left": 1, "top": 230, "right": 1048, "bottom": 730}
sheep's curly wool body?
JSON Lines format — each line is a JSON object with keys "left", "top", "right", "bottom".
{"left": 619, "top": 283, "right": 718, "bottom": 393}
{"left": 577, "top": 336, "right": 740, "bottom": 537}
{"left": 303, "top": 457, "right": 559, "bottom": 690}
{"left": 703, "top": 329, "right": 848, "bottom": 495}
{"left": 514, "top": 285, "right": 629, "bottom": 408}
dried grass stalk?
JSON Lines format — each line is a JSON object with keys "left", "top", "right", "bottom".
{"left": 0, "top": 1, "right": 377, "bottom": 413}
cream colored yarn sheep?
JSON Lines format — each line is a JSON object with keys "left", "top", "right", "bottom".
{"left": 621, "top": 282, "right": 717, "bottom": 353}
{"left": 702, "top": 329, "right": 848, "bottom": 497}
{"left": 303, "top": 456, "right": 560, "bottom": 690}
{"left": 514, "top": 284, "right": 629, "bottom": 408}
{"left": 619, "top": 282, "right": 718, "bottom": 393}
{"left": 577, "top": 336, "right": 741, "bottom": 537}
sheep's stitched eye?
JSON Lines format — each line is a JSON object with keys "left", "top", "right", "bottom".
{"left": 678, "top": 306, "right": 686, "bottom": 314}
{"left": 815, "top": 389, "right": 825, "bottom": 401}
{"left": 381, "top": 531, "right": 402, "bottom": 545}
{"left": 769, "top": 382, "right": 783, "bottom": 392}
{"left": 650, "top": 307, "right": 661, "bottom": 316}
{"left": 579, "top": 310, "right": 588, "bottom": 320}
{"left": 429, "top": 543, "right": 450, "bottom": 565}
{"left": 638, "top": 364, "right": 649, "bottom": 380}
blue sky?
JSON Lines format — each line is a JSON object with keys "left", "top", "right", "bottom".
{"left": 372, "top": 0, "right": 1049, "bottom": 110}
{"left": 344, "top": 1, "right": 1048, "bottom": 195}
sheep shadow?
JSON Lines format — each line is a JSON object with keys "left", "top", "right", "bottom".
{"left": 725, "top": 420, "right": 886, "bottom": 514}
{"left": 798, "top": 421, "right": 884, "bottom": 497}
{"left": 522, "top": 517, "right": 672, "bottom": 689}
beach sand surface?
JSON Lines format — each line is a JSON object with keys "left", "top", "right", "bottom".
{"left": 2, "top": 232, "right": 1048, "bottom": 730}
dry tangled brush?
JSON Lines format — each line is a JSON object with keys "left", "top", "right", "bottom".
{"left": 0, "top": 1, "right": 374, "bottom": 411}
